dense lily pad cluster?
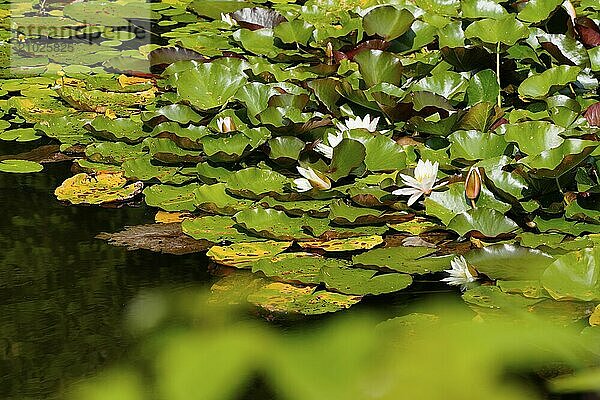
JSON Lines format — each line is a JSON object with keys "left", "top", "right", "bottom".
{"left": 1, "top": 0, "right": 600, "bottom": 319}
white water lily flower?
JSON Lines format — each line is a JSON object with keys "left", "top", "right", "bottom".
{"left": 314, "top": 131, "right": 344, "bottom": 159}
{"left": 392, "top": 159, "right": 446, "bottom": 206}
{"left": 441, "top": 256, "right": 478, "bottom": 291}
{"left": 335, "top": 114, "right": 379, "bottom": 132}
{"left": 216, "top": 116, "right": 235, "bottom": 133}
{"left": 221, "top": 13, "right": 236, "bottom": 26}
{"left": 293, "top": 166, "right": 331, "bottom": 192}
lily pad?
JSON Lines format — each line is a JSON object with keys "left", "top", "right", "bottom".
{"left": 464, "top": 16, "right": 530, "bottom": 46}
{"left": 233, "top": 208, "right": 313, "bottom": 241}
{"left": 207, "top": 240, "right": 292, "bottom": 268}
{"left": 542, "top": 247, "right": 600, "bottom": 301}
{"left": 298, "top": 236, "right": 384, "bottom": 252}
{"left": 352, "top": 246, "right": 453, "bottom": 274}
{"left": 143, "top": 184, "right": 199, "bottom": 212}
{"left": 97, "top": 223, "right": 210, "bottom": 255}
{"left": 0, "top": 159, "right": 43, "bottom": 173}
{"left": 363, "top": 6, "right": 414, "bottom": 41}
{"left": 55, "top": 172, "right": 144, "bottom": 205}
{"left": 518, "top": 66, "right": 582, "bottom": 99}
{"left": 172, "top": 60, "right": 248, "bottom": 110}
{"left": 465, "top": 244, "right": 555, "bottom": 281}
{"left": 182, "top": 216, "right": 263, "bottom": 243}
{"left": 447, "top": 208, "right": 519, "bottom": 238}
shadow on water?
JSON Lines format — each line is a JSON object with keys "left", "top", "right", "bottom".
{"left": 0, "top": 158, "right": 213, "bottom": 399}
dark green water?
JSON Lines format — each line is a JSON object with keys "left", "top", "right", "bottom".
{"left": 0, "top": 155, "right": 213, "bottom": 399}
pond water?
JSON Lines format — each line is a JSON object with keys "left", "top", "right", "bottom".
{"left": 0, "top": 143, "right": 451, "bottom": 399}
{"left": 0, "top": 143, "right": 214, "bottom": 399}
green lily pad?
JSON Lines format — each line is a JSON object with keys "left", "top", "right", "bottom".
{"left": 465, "top": 244, "right": 555, "bottom": 281}
{"left": 143, "top": 184, "right": 199, "bottom": 212}
{"left": 518, "top": 66, "right": 581, "bottom": 99}
{"left": 0, "top": 128, "right": 41, "bottom": 142}
{"left": 542, "top": 247, "right": 600, "bottom": 301}
{"left": 253, "top": 253, "right": 412, "bottom": 295}
{"left": 85, "top": 142, "right": 145, "bottom": 165}
{"left": 233, "top": 208, "right": 313, "bottom": 241}
{"left": 425, "top": 183, "right": 511, "bottom": 225}
{"left": 518, "top": 139, "right": 597, "bottom": 178}
{"left": 182, "top": 215, "right": 264, "bottom": 243}
{"left": 267, "top": 136, "right": 305, "bottom": 165}
{"left": 141, "top": 104, "right": 203, "bottom": 125}
{"left": 499, "top": 121, "right": 565, "bottom": 155}
{"left": 328, "top": 139, "right": 366, "bottom": 181}
{"left": 447, "top": 207, "right": 519, "bottom": 238}
{"left": 258, "top": 197, "right": 331, "bottom": 218}
{"left": 171, "top": 60, "right": 248, "bottom": 110}
{"left": 88, "top": 116, "right": 150, "bottom": 143}
{"left": 363, "top": 6, "right": 414, "bottom": 41}
{"left": 122, "top": 155, "right": 184, "bottom": 184}
{"left": 352, "top": 246, "right": 453, "bottom": 274}
{"left": 517, "top": 0, "right": 563, "bottom": 23}
{"left": 464, "top": 15, "right": 530, "bottom": 46}
{"left": 226, "top": 167, "right": 290, "bottom": 199}
{"left": 0, "top": 159, "right": 43, "bottom": 173}
{"left": 448, "top": 130, "right": 507, "bottom": 161}
{"left": 194, "top": 183, "right": 253, "bottom": 215}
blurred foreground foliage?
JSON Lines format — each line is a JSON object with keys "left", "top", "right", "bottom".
{"left": 68, "top": 290, "right": 600, "bottom": 400}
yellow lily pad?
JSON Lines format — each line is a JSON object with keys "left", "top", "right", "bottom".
{"left": 590, "top": 304, "right": 600, "bottom": 326}
{"left": 54, "top": 172, "right": 143, "bottom": 205}
{"left": 154, "top": 211, "right": 193, "bottom": 223}
{"left": 298, "top": 235, "right": 383, "bottom": 252}
{"left": 246, "top": 281, "right": 362, "bottom": 315}
{"left": 388, "top": 217, "right": 440, "bottom": 235}
{"left": 206, "top": 241, "right": 293, "bottom": 268}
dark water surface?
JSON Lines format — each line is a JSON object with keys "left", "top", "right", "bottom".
{"left": 0, "top": 157, "right": 212, "bottom": 399}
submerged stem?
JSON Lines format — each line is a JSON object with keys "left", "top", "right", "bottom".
{"left": 496, "top": 42, "right": 501, "bottom": 109}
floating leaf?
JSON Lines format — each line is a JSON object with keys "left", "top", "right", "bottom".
{"left": 464, "top": 16, "right": 529, "bottom": 46}
{"left": 182, "top": 216, "right": 263, "bottom": 243}
{"left": 542, "top": 247, "right": 600, "bottom": 301}
{"left": 362, "top": 6, "right": 414, "bottom": 41}
{"left": 55, "top": 172, "right": 143, "bottom": 205}
{"left": 247, "top": 282, "right": 362, "bottom": 315}
{"left": 143, "top": 184, "right": 199, "bottom": 212}
{"left": 518, "top": 66, "right": 581, "bottom": 99}
{"left": 499, "top": 121, "right": 565, "bottom": 155}
{"left": 207, "top": 240, "right": 292, "bottom": 268}
{"left": 298, "top": 236, "right": 384, "bottom": 252}
{"left": 194, "top": 183, "right": 253, "bottom": 215}
{"left": 97, "top": 223, "right": 210, "bottom": 255}
{"left": 517, "top": 0, "right": 563, "bottom": 23}
{"left": 465, "top": 244, "right": 555, "bottom": 281}
{"left": 352, "top": 246, "right": 453, "bottom": 274}
{"left": 226, "top": 167, "right": 290, "bottom": 199}
{"left": 172, "top": 61, "right": 247, "bottom": 110}
{"left": 0, "top": 159, "right": 43, "bottom": 173}
{"left": 447, "top": 208, "right": 519, "bottom": 238}
{"left": 328, "top": 139, "right": 366, "bottom": 181}
{"left": 233, "top": 208, "right": 313, "bottom": 240}
{"left": 448, "top": 130, "right": 507, "bottom": 161}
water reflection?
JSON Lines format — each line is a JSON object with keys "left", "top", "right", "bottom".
{"left": 0, "top": 162, "right": 211, "bottom": 399}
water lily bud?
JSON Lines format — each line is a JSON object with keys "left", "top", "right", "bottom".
{"left": 562, "top": 0, "right": 576, "bottom": 26}
{"left": 216, "top": 116, "right": 236, "bottom": 133}
{"left": 326, "top": 42, "right": 333, "bottom": 65}
{"left": 465, "top": 166, "right": 482, "bottom": 205}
